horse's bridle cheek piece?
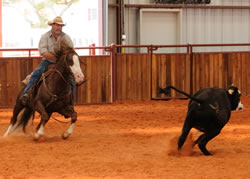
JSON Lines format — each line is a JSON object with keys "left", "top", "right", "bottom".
{"left": 64, "top": 54, "right": 74, "bottom": 77}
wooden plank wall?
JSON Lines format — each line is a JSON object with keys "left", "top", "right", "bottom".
{"left": 192, "top": 52, "right": 250, "bottom": 96}
{"left": 0, "top": 56, "right": 111, "bottom": 107}
{"left": 115, "top": 54, "right": 151, "bottom": 100}
{"left": 0, "top": 58, "right": 41, "bottom": 107}
{"left": 152, "top": 54, "right": 191, "bottom": 98}
{"left": 76, "top": 55, "right": 112, "bottom": 104}
{"left": 1, "top": 52, "right": 250, "bottom": 108}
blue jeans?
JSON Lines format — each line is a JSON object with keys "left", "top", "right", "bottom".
{"left": 24, "top": 59, "right": 75, "bottom": 102}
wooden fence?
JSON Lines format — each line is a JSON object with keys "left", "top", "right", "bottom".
{"left": 75, "top": 55, "right": 112, "bottom": 104}
{"left": 151, "top": 52, "right": 250, "bottom": 98}
{"left": 0, "top": 57, "right": 41, "bottom": 107}
{"left": 191, "top": 52, "right": 250, "bottom": 96}
{"left": 115, "top": 54, "right": 151, "bottom": 100}
{"left": 152, "top": 53, "right": 191, "bottom": 99}
{"left": 0, "top": 56, "right": 111, "bottom": 107}
{"left": 1, "top": 44, "right": 250, "bottom": 108}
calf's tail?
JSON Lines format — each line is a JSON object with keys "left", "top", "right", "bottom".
{"left": 160, "top": 85, "right": 203, "bottom": 103}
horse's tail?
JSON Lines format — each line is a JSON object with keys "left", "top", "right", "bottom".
{"left": 15, "top": 107, "right": 34, "bottom": 133}
{"left": 160, "top": 85, "right": 203, "bottom": 104}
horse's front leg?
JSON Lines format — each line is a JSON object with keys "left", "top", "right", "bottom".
{"left": 34, "top": 101, "right": 50, "bottom": 140}
{"left": 59, "top": 105, "right": 77, "bottom": 139}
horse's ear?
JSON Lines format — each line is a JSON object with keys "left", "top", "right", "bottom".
{"left": 60, "top": 39, "right": 68, "bottom": 52}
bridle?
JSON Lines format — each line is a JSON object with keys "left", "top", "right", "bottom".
{"left": 42, "top": 55, "right": 72, "bottom": 107}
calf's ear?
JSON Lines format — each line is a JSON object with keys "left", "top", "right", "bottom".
{"left": 228, "top": 89, "right": 234, "bottom": 95}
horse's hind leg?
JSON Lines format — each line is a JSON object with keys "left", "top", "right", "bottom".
{"left": 59, "top": 106, "right": 77, "bottom": 139}
{"left": 4, "top": 104, "right": 24, "bottom": 136}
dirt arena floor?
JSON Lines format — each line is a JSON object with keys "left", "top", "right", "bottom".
{"left": 0, "top": 97, "right": 250, "bottom": 179}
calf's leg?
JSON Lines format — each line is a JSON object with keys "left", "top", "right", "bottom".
{"left": 195, "top": 130, "right": 220, "bottom": 155}
{"left": 178, "top": 116, "right": 193, "bottom": 150}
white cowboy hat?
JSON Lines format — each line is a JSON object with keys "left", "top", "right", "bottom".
{"left": 48, "top": 16, "right": 66, "bottom": 26}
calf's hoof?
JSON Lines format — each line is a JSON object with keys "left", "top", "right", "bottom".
{"left": 198, "top": 144, "right": 212, "bottom": 155}
{"left": 203, "top": 152, "right": 212, "bottom": 156}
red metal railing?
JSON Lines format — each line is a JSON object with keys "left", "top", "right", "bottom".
{"left": 189, "top": 43, "right": 250, "bottom": 53}
{"left": 1, "top": 43, "right": 250, "bottom": 57}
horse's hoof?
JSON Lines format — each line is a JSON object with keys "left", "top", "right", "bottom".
{"left": 62, "top": 132, "right": 70, "bottom": 139}
{"left": 33, "top": 133, "right": 40, "bottom": 141}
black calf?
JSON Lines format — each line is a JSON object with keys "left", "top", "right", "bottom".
{"left": 160, "top": 85, "right": 243, "bottom": 155}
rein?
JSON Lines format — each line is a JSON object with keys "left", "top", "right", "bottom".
{"left": 52, "top": 115, "right": 70, "bottom": 123}
{"left": 53, "top": 69, "right": 68, "bottom": 84}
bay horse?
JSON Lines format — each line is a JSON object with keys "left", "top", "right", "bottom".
{"left": 4, "top": 40, "right": 85, "bottom": 140}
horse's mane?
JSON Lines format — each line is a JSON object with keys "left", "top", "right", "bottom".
{"left": 54, "top": 39, "right": 75, "bottom": 60}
